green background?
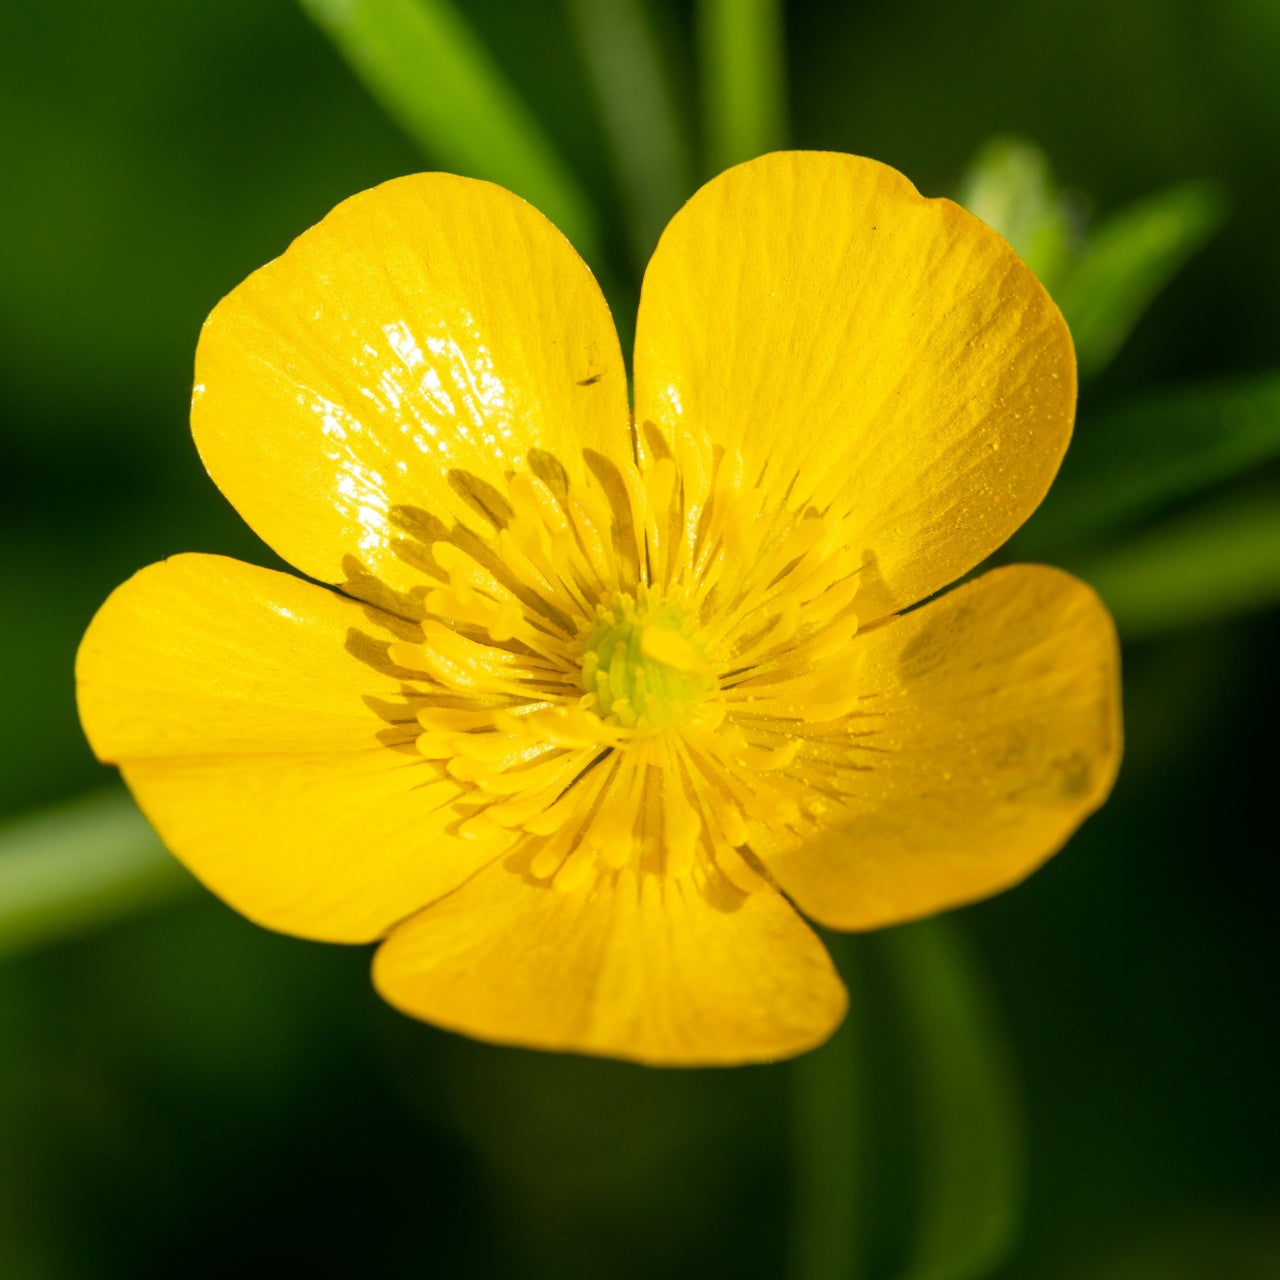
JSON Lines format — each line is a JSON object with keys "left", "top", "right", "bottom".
{"left": 1, "top": 1, "right": 1277, "bottom": 1275}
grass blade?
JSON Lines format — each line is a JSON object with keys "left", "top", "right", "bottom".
{"left": 698, "top": 0, "right": 787, "bottom": 173}
{"left": 0, "top": 788, "right": 192, "bottom": 959}
{"left": 1058, "top": 181, "right": 1226, "bottom": 380}
{"left": 1078, "top": 485, "right": 1280, "bottom": 638}
{"left": 299, "top": 0, "right": 602, "bottom": 260}
{"left": 566, "top": 0, "right": 693, "bottom": 268}
{"left": 1019, "top": 374, "right": 1280, "bottom": 557}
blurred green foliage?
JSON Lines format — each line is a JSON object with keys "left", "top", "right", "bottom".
{"left": 1079, "top": 484, "right": 1280, "bottom": 638}
{"left": 1019, "top": 374, "right": 1280, "bottom": 555}
{"left": 956, "top": 138, "right": 1076, "bottom": 291}
{"left": 0, "top": 790, "right": 190, "bottom": 959}
{"left": 699, "top": 0, "right": 788, "bottom": 172}
{"left": 1, "top": 0, "right": 1278, "bottom": 1276}
{"left": 1058, "top": 180, "right": 1226, "bottom": 379}
{"left": 567, "top": 0, "right": 692, "bottom": 267}
{"left": 299, "top": 0, "right": 604, "bottom": 259}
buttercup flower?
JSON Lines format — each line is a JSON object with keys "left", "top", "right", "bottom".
{"left": 77, "top": 153, "right": 1120, "bottom": 1065}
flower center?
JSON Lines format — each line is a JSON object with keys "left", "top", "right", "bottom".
{"left": 385, "top": 437, "right": 866, "bottom": 892}
{"left": 580, "top": 590, "right": 712, "bottom": 729}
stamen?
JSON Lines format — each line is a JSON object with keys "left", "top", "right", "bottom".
{"left": 395, "top": 428, "right": 864, "bottom": 893}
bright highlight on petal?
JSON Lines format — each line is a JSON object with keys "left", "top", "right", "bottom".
{"left": 76, "top": 153, "right": 1120, "bottom": 1065}
{"left": 192, "top": 173, "right": 631, "bottom": 603}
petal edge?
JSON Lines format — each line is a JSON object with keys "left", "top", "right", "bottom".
{"left": 374, "top": 857, "right": 848, "bottom": 1065}
{"left": 755, "top": 564, "right": 1122, "bottom": 930}
{"left": 634, "top": 151, "right": 1076, "bottom": 623}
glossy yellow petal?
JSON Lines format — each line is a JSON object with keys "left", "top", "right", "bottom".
{"left": 753, "top": 565, "right": 1121, "bottom": 929}
{"left": 76, "top": 554, "right": 508, "bottom": 942}
{"left": 193, "top": 174, "right": 630, "bottom": 597}
{"left": 633, "top": 152, "right": 1075, "bottom": 624}
{"left": 373, "top": 856, "right": 847, "bottom": 1065}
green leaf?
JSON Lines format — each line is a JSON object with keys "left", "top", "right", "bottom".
{"left": 0, "top": 788, "right": 192, "bottom": 959}
{"left": 697, "top": 0, "right": 787, "bottom": 173}
{"left": 880, "top": 918, "right": 1023, "bottom": 1280}
{"left": 956, "top": 137, "right": 1074, "bottom": 291}
{"left": 789, "top": 936, "right": 868, "bottom": 1280}
{"left": 1058, "top": 181, "right": 1226, "bottom": 379}
{"left": 565, "top": 0, "right": 693, "bottom": 269}
{"left": 1018, "top": 374, "right": 1280, "bottom": 557}
{"left": 1076, "top": 485, "right": 1280, "bottom": 639}
{"left": 299, "top": 0, "right": 602, "bottom": 261}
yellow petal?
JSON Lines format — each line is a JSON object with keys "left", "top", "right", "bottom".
{"left": 193, "top": 174, "right": 630, "bottom": 596}
{"left": 633, "top": 152, "right": 1075, "bottom": 624}
{"left": 76, "top": 554, "right": 507, "bottom": 942}
{"left": 753, "top": 565, "right": 1121, "bottom": 929}
{"left": 373, "top": 858, "right": 847, "bottom": 1065}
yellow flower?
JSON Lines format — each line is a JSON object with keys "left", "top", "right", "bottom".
{"left": 76, "top": 153, "right": 1121, "bottom": 1066}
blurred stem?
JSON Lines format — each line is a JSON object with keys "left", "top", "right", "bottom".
{"left": 698, "top": 0, "right": 787, "bottom": 173}
{"left": 790, "top": 934, "right": 868, "bottom": 1280}
{"left": 299, "top": 0, "right": 603, "bottom": 264}
{"left": 0, "top": 788, "right": 192, "bottom": 959}
{"left": 880, "top": 918, "right": 1023, "bottom": 1280}
{"left": 565, "top": 0, "right": 693, "bottom": 272}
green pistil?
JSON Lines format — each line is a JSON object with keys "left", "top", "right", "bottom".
{"left": 580, "top": 593, "right": 711, "bottom": 728}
